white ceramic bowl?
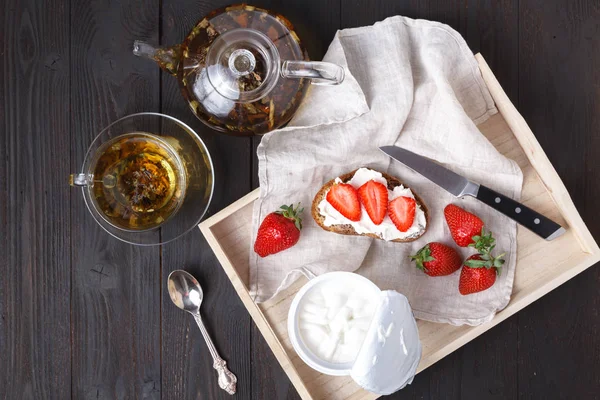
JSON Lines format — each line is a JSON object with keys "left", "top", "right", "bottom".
{"left": 287, "top": 271, "right": 382, "bottom": 376}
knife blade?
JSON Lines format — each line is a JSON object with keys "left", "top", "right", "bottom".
{"left": 380, "top": 145, "right": 565, "bottom": 241}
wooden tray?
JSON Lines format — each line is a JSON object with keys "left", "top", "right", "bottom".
{"left": 199, "top": 54, "right": 600, "bottom": 400}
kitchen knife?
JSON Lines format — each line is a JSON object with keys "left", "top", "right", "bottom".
{"left": 380, "top": 145, "right": 565, "bottom": 241}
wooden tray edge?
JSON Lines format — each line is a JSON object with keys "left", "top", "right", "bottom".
{"left": 200, "top": 188, "right": 260, "bottom": 229}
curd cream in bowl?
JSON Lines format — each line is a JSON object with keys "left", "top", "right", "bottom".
{"left": 288, "top": 272, "right": 381, "bottom": 375}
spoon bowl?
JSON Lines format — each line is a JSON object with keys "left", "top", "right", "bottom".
{"left": 168, "top": 270, "right": 204, "bottom": 314}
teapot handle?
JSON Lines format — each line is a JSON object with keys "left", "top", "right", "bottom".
{"left": 281, "top": 61, "right": 345, "bottom": 85}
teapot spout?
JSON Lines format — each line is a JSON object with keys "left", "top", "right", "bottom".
{"left": 133, "top": 40, "right": 181, "bottom": 76}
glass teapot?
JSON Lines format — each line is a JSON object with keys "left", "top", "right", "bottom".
{"left": 133, "top": 4, "right": 344, "bottom": 136}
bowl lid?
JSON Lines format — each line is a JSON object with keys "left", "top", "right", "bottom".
{"left": 350, "top": 291, "right": 422, "bottom": 395}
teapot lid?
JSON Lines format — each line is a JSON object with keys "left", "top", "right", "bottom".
{"left": 205, "top": 29, "right": 280, "bottom": 102}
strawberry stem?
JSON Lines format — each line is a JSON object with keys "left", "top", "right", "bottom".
{"left": 409, "top": 244, "right": 435, "bottom": 273}
{"left": 277, "top": 203, "right": 303, "bottom": 230}
{"left": 465, "top": 228, "right": 505, "bottom": 275}
{"left": 468, "top": 227, "right": 495, "bottom": 254}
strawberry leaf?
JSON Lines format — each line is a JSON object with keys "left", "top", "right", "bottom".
{"left": 464, "top": 259, "right": 490, "bottom": 268}
{"left": 470, "top": 227, "right": 496, "bottom": 254}
{"left": 277, "top": 202, "right": 303, "bottom": 230}
{"left": 409, "top": 244, "right": 435, "bottom": 273}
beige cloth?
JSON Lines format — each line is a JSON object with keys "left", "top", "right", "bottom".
{"left": 249, "top": 16, "right": 522, "bottom": 326}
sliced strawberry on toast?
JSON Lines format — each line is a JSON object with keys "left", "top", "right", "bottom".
{"left": 389, "top": 196, "right": 416, "bottom": 232}
{"left": 312, "top": 169, "right": 428, "bottom": 243}
{"left": 326, "top": 183, "right": 361, "bottom": 221}
{"left": 358, "top": 180, "right": 388, "bottom": 225}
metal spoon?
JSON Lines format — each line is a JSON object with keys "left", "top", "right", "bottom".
{"left": 167, "top": 270, "right": 237, "bottom": 395}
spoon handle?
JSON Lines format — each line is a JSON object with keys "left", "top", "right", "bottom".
{"left": 193, "top": 313, "right": 237, "bottom": 395}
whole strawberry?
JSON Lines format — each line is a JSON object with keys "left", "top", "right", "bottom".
{"left": 458, "top": 230, "right": 506, "bottom": 295}
{"left": 410, "top": 242, "right": 462, "bottom": 276}
{"left": 459, "top": 254, "right": 503, "bottom": 295}
{"left": 254, "top": 204, "right": 303, "bottom": 257}
{"left": 444, "top": 204, "right": 484, "bottom": 247}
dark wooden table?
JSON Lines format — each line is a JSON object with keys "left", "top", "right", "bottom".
{"left": 2, "top": 0, "right": 599, "bottom": 399}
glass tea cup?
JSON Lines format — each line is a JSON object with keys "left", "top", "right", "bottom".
{"left": 70, "top": 112, "right": 214, "bottom": 245}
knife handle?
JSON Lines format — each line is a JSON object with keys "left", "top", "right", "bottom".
{"left": 475, "top": 185, "right": 565, "bottom": 240}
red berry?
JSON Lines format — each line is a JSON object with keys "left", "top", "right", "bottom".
{"left": 444, "top": 204, "right": 484, "bottom": 247}
{"left": 459, "top": 254, "right": 499, "bottom": 295}
{"left": 326, "top": 183, "right": 361, "bottom": 221}
{"left": 410, "top": 242, "right": 462, "bottom": 277}
{"left": 388, "top": 196, "right": 416, "bottom": 232}
{"left": 254, "top": 204, "right": 303, "bottom": 257}
{"left": 358, "top": 180, "right": 388, "bottom": 225}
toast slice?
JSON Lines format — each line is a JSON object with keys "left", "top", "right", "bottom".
{"left": 312, "top": 169, "right": 429, "bottom": 242}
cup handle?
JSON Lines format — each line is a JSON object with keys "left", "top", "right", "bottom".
{"left": 281, "top": 61, "right": 345, "bottom": 85}
{"left": 69, "top": 173, "right": 92, "bottom": 187}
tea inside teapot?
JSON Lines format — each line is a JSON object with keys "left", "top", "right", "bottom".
{"left": 133, "top": 4, "right": 344, "bottom": 135}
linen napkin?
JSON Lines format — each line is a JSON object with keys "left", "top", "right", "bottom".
{"left": 249, "top": 16, "right": 523, "bottom": 326}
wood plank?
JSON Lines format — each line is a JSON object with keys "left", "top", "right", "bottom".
{"left": 456, "top": 3, "right": 521, "bottom": 399}
{"left": 517, "top": 0, "right": 600, "bottom": 398}
{"left": 340, "top": 0, "right": 425, "bottom": 29}
{"left": 0, "top": 0, "right": 72, "bottom": 398}
{"left": 158, "top": 1, "right": 254, "bottom": 399}
{"left": 69, "top": 0, "right": 162, "bottom": 398}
